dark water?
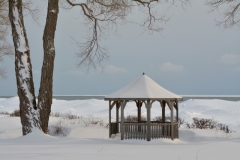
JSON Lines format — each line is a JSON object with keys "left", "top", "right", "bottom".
{"left": 1, "top": 95, "right": 240, "bottom": 101}
{"left": 52, "top": 95, "right": 105, "bottom": 100}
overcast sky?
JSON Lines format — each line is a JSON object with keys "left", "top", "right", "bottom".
{"left": 0, "top": 1, "right": 239, "bottom": 96}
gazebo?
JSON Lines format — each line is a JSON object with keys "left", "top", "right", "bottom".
{"left": 104, "top": 73, "right": 183, "bottom": 141}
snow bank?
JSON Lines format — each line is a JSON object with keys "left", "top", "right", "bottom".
{"left": 1, "top": 97, "right": 239, "bottom": 130}
{"left": 1, "top": 98, "right": 240, "bottom": 160}
{"left": 179, "top": 99, "right": 240, "bottom": 131}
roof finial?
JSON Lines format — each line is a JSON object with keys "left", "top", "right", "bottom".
{"left": 143, "top": 72, "right": 145, "bottom": 75}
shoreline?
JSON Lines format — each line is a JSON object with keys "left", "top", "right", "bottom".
{"left": 0, "top": 95, "right": 240, "bottom": 101}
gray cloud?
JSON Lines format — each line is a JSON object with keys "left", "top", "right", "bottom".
{"left": 230, "top": 66, "right": 240, "bottom": 73}
{"left": 104, "top": 65, "right": 127, "bottom": 73}
{"left": 220, "top": 54, "right": 240, "bottom": 65}
{"left": 160, "top": 62, "right": 184, "bottom": 72}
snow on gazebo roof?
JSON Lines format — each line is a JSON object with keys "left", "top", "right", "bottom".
{"left": 104, "top": 73, "right": 182, "bottom": 101}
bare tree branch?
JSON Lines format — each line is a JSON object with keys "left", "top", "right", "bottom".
{"left": 65, "top": 0, "right": 130, "bottom": 69}
{"left": 132, "top": 0, "right": 168, "bottom": 32}
{"left": 65, "top": 0, "right": 189, "bottom": 70}
{"left": 0, "top": 0, "right": 13, "bottom": 78}
{"left": 207, "top": 0, "right": 240, "bottom": 28}
{"left": 22, "top": 0, "right": 41, "bottom": 22}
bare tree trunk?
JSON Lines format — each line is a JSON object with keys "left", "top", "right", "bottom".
{"left": 9, "top": 0, "right": 39, "bottom": 135}
{"left": 38, "top": 0, "right": 59, "bottom": 133}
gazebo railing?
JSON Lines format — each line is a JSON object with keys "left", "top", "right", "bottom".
{"left": 122, "top": 122, "right": 178, "bottom": 140}
{"left": 110, "top": 122, "right": 119, "bottom": 135}
{"left": 123, "top": 123, "right": 147, "bottom": 140}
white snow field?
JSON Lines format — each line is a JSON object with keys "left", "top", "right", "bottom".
{"left": 1, "top": 97, "right": 240, "bottom": 160}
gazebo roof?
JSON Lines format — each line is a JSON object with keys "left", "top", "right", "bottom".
{"left": 104, "top": 74, "right": 183, "bottom": 101}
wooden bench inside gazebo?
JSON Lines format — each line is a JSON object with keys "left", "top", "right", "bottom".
{"left": 104, "top": 73, "right": 182, "bottom": 141}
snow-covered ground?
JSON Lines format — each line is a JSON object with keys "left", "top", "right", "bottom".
{"left": 0, "top": 97, "right": 240, "bottom": 160}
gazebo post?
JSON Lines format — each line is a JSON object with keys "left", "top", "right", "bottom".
{"left": 109, "top": 101, "right": 111, "bottom": 138}
{"left": 116, "top": 101, "right": 120, "bottom": 133}
{"left": 121, "top": 100, "right": 128, "bottom": 140}
{"left": 161, "top": 101, "right": 165, "bottom": 136}
{"left": 170, "top": 101, "right": 174, "bottom": 140}
{"left": 161, "top": 101, "right": 165, "bottom": 122}
{"left": 109, "top": 101, "right": 117, "bottom": 138}
{"left": 121, "top": 101, "right": 124, "bottom": 140}
{"left": 175, "top": 101, "right": 178, "bottom": 123}
{"left": 146, "top": 100, "right": 151, "bottom": 141}
{"left": 137, "top": 101, "right": 141, "bottom": 123}
{"left": 137, "top": 101, "right": 142, "bottom": 132}
{"left": 175, "top": 101, "right": 179, "bottom": 139}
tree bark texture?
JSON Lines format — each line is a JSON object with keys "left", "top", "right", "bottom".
{"left": 38, "top": 0, "right": 59, "bottom": 133}
{"left": 9, "top": 0, "right": 39, "bottom": 135}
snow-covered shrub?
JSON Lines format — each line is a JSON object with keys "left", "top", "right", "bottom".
{"left": 0, "top": 111, "right": 10, "bottom": 115}
{"left": 98, "top": 119, "right": 105, "bottom": 126}
{"left": 10, "top": 109, "right": 20, "bottom": 117}
{"left": 178, "top": 117, "right": 185, "bottom": 128}
{"left": 124, "top": 115, "right": 146, "bottom": 122}
{"left": 217, "top": 123, "right": 230, "bottom": 133}
{"left": 152, "top": 116, "right": 162, "bottom": 122}
{"left": 50, "top": 112, "right": 61, "bottom": 117}
{"left": 187, "top": 117, "right": 232, "bottom": 133}
{"left": 152, "top": 116, "right": 180, "bottom": 122}
{"left": 82, "top": 115, "right": 108, "bottom": 127}
{"left": 152, "top": 116, "right": 184, "bottom": 128}
{"left": 50, "top": 112, "right": 80, "bottom": 119}
{"left": 66, "top": 113, "right": 79, "bottom": 119}
{"left": 185, "top": 121, "right": 191, "bottom": 129}
{"left": 48, "top": 120, "right": 70, "bottom": 137}
{"left": 192, "top": 117, "right": 218, "bottom": 129}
